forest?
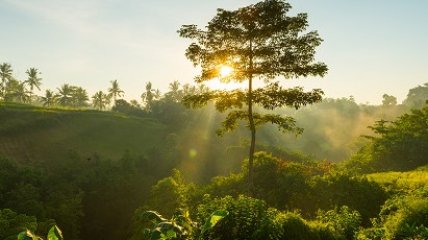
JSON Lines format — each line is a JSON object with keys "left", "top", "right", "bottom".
{"left": 1, "top": 0, "right": 428, "bottom": 240}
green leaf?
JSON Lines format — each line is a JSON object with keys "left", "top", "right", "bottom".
{"left": 150, "top": 230, "right": 162, "bottom": 240}
{"left": 200, "top": 210, "right": 229, "bottom": 236}
{"left": 165, "top": 229, "right": 177, "bottom": 238}
{"left": 17, "top": 230, "right": 41, "bottom": 240}
{"left": 47, "top": 225, "right": 64, "bottom": 240}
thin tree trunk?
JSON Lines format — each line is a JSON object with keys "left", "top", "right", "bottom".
{"left": 247, "top": 39, "right": 256, "bottom": 196}
{"left": 248, "top": 75, "right": 256, "bottom": 196}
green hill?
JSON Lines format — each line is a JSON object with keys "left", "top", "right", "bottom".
{"left": 0, "top": 102, "right": 167, "bottom": 164}
{"left": 366, "top": 166, "right": 428, "bottom": 193}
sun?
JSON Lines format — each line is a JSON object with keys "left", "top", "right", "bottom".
{"left": 219, "top": 65, "right": 234, "bottom": 78}
{"left": 205, "top": 65, "right": 244, "bottom": 90}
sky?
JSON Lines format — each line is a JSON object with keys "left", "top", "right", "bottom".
{"left": 1, "top": 0, "right": 427, "bottom": 104}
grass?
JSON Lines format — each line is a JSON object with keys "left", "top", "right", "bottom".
{"left": 366, "top": 167, "right": 428, "bottom": 193}
{"left": 0, "top": 102, "right": 167, "bottom": 163}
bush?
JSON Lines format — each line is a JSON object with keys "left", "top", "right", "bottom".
{"left": 358, "top": 197, "right": 428, "bottom": 240}
{"left": 196, "top": 195, "right": 339, "bottom": 240}
{"left": 309, "top": 174, "right": 388, "bottom": 224}
{"left": 317, "top": 206, "right": 361, "bottom": 239}
{"left": 0, "top": 209, "right": 37, "bottom": 240}
{"left": 382, "top": 197, "right": 428, "bottom": 239}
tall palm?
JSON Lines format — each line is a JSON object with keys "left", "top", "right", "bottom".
{"left": 166, "top": 80, "right": 183, "bottom": 102}
{"left": 41, "top": 89, "right": 56, "bottom": 107}
{"left": 92, "top": 91, "right": 109, "bottom": 110}
{"left": 108, "top": 80, "right": 124, "bottom": 103}
{"left": 196, "top": 84, "right": 209, "bottom": 94}
{"left": 14, "top": 81, "right": 31, "bottom": 103}
{"left": 25, "top": 68, "right": 42, "bottom": 103}
{"left": 71, "top": 87, "right": 89, "bottom": 108}
{"left": 182, "top": 84, "right": 196, "bottom": 95}
{"left": 141, "top": 82, "right": 160, "bottom": 111}
{"left": 57, "top": 84, "right": 73, "bottom": 106}
{"left": 0, "top": 63, "right": 14, "bottom": 100}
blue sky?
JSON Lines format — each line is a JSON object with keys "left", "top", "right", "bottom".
{"left": 1, "top": 0, "right": 427, "bottom": 104}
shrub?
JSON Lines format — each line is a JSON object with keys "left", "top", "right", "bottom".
{"left": 317, "top": 206, "right": 361, "bottom": 240}
{"left": 382, "top": 197, "right": 428, "bottom": 239}
{"left": 0, "top": 209, "right": 37, "bottom": 240}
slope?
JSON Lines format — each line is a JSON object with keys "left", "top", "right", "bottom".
{"left": 0, "top": 102, "right": 167, "bottom": 164}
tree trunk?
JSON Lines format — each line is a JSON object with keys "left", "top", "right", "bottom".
{"left": 248, "top": 75, "right": 256, "bottom": 196}
{"left": 247, "top": 39, "right": 256, "bottom": 196}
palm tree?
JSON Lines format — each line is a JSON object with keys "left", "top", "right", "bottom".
{"left": 41, "top": 89, "right": 56, "bottom": 107}
{"left": 141, "top": 82, "right": 160, "bottom": 111}
{"left": 0, "top": 63, "right": 14, "bottom": 100}
{"left": 108, "top": 80, "right": 124, "bottom": 103}
{"left": 182, "top": 83, "right": 196, "bottom": 95}
{"left": 25, "top": 68, "right": 42, "bottom": 103}
{"left": 196, "top": 84, "right": 209, "bottom": 94}
{"left": 57, "top": 84, "right": 73, "bottom": 106}
{"left": 92, "top": 91, "right": 109, "bottom": 110}
{"left": 165, "top": 80, "right": 183, "bottom": 102}
{"left": 14, "top": 81, "right": 31, "bottom": 103}
{"left": 130, "top": 99, "right": 141, "bottom": 108}
{"left": 71, "top": 87, "right": 89, "bottom": 108}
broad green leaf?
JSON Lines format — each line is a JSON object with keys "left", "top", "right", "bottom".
{"left": 150, "top": 230, "right": 162, "bottom": 240}
{"left": 200, "top": 210, "right": 229, "bottom": 236}
{"left": 47, "top": 225, "right": 64, "bottom": 240}
{"left": 17, "top": 230, "right": 41, "bottom": 240}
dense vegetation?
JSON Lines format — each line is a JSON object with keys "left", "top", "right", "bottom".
{"left": 1, "top": 89, "right": 428, "bottom": 239}
{"left": 2, "top": 0, "right": 428, "bottom": 239}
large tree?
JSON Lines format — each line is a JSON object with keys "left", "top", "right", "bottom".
{"left": 25, "top": 68, "right": 42, "bottom": 103}
{"left": 0, "top": 63, "right": 14, "bottom": 100}
{"left": 179, "top": 0, "right": 327, "bottom": 192}
{"left": 402, "top": 83, "right": 428, "bottom": 109}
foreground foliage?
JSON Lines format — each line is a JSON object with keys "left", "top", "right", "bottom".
{"left": 136, "top": 195, "right": 351, "bottom": 240}
{"left": 17, "top": 225, "right": 63, "bottom": 240}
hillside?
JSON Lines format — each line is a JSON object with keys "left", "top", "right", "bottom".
{"left": 0, "top": 103, "right": 167, "bottom": 164}
{"left": 366, "top": 166, "right": 428, "bottom": 193}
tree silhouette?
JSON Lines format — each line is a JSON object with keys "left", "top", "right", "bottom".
{"left": 92, "top": 91, "right": 109, "bottom": 110}
{"left": 71, "top": 86, "right": 89, "bottom": 108}
{"left": 57, "top": 84, "right": 74, "bottom": 107}
{"left": 179, "top": 0, "right": 327, "bottom": 192}
{"left": 0, "top": 63, "right": 14, "bottom": 101}
{"left": 403, "top": 83, "right": 428, "bottom": 109}
{"left": 141, "top": 82, "right": 160, "bottom": 111}
{"left": 41, "top": 89, "right": 57, "bottom": 107}
{"left": 382, "top": 94, "right": 397, "bottom": 107}
{"left": 108, "top": 79, "right": 124, "bottom": 103}
{"left": 14, "top": 81, "right": 31, "bottom": 103}
{"left": 25, "top": 68, "right": 42, "bottom": 103}
{"left": 164, "top": 80, "right": 183, "bottom": 102}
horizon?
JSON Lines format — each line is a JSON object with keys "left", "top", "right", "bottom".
{"left": 1, "top": 0, "right": 428, "bottom": 104}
